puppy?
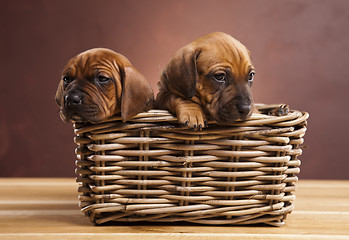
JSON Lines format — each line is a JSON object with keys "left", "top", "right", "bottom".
{"left": 56, "top": 48, "right": 153, "bottom": 123}
{"left": 155, "top": 32, "right": 255, "bottom": 129}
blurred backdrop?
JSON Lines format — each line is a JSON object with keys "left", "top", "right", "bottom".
{"left": 1, "top": 0, "right": 348, "bottom": 178}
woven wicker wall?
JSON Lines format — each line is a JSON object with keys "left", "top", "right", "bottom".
{"left": 74, "top": 106, "right": 308, "bottom": 225}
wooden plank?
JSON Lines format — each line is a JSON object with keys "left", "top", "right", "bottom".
{"left": 0, "top": 178, "right": 77, "bottom": 201}
{"left": 295, "top": 180, "right": 349, "bottom": 212}
{"left": 0, "top": 178, "right": 348, "bottom": 239}
{"left": 0, "top": 178, "right": 78, "bottom": 211}
{"left": 1, "top": 233, "right": 349, "bottom": 240}
{"left": 0, "top": 209, "right": 348, "bottom": 235}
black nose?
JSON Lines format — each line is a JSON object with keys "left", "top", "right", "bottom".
{"left": 236, "top": 103, "right": 251, "bottom": 115}
{"left": 64, "top": 92, "right": 83, "bottom": 106}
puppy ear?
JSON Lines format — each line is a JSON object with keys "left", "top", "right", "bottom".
{"left": 55, "top": 81, "right": 70, "bottom": 123}
{"left": 121, "top": 67, "right": 154, "bottom": 122}
{"left": 163, "top": 46, "right": 200, "bottom": 98}
{"left": 55, "top": 81, "right": 64, "bottom": 107}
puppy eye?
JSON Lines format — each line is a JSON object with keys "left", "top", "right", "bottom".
{"left": 63, "top": 76, "right": 72, "bottom": 84}
{"left": 248, "top": 72, "right": 255, "bottom": 83}
{"left": 213, "top": 73, "right": 226, "bottom": 82}
{"left": 97, "top": 76, "right": 111, "bottom": 83}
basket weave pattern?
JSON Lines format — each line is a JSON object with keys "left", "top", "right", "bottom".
{"left": 74, "top": 105, "right": 308, "bottom": 226}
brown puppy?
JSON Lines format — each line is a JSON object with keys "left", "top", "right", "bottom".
{"left": 155, "top": 32, "right": 255, "bottom": 129}
{"left": 56, "top": 48, "right": 153, "bottom": 123}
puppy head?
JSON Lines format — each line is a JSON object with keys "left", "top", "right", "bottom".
{"left": 163, "top": 32, "right": 255, "bottom": 123}
{"left": 55, "top": 48, "right": 153, "bottom": 123}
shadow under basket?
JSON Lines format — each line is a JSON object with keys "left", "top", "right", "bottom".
{"left": 74, "top": 104, "right": 309, "bottom": 226}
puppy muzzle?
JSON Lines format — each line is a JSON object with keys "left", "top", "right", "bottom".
{"left": 61, "top": 90, "right": 101, "bottom": 123}
{"left": 217, "top": 99, "right": 252, "bottom": 123}
{"left": 236, "top": 102, "right": 251, "bottom": 116}
{"left": 64, "top": 91, "right": 83, "bottom": 106}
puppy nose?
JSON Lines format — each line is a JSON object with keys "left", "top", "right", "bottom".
{"left": 236, "top": 104, "right": 251, "bottom": 115}
{"left": 65, "top": 92, "right": 83, "bottom": 106}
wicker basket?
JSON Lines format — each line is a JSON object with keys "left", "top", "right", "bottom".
{"left": 74, "top": 104, "right": 308, "bottom": 226}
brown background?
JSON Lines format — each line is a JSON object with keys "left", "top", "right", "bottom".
{"left": 1, "top": 0, "right": 348, "bottom": 179}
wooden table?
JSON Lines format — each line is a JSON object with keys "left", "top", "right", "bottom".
{"left": 0, "top": 178, "right": 348, "bottom": 239}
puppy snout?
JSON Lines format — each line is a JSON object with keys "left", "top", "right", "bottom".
{"left": 64, "top": 91, "right": 83, "bottom": 106}
{"left": 236, "top": 103, "right": 251, "bottom": 115}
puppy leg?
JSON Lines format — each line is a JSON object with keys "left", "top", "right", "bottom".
{"left": 256, "top": 104, "right": 290, "bottom": 116}
{"left": 155, "top": 90, "right": 206, "bottom": 130}
{"left": 271, "top": 104, "right": 289, "bottom": 116}
{"left": 175, "top": 99, "right": 206, "bottom": 129}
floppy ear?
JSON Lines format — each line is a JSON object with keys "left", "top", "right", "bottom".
{"left": 55, "top": 80, "right": 70, "bottom": 123}
{"left": 121, "top": 67, "right": 154, "bottom": 122}
{"left": 163, "top": 46, "right": 200, "bottom": 99}
{"left": 55, "top": 81, "right": 64, "bottom": 107}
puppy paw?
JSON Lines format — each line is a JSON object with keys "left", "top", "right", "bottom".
{"left": 176, "top": 102, "right": 207, "bottom": 130}
{"left": 269, "top": 104, "right": 290, "bottom": 116}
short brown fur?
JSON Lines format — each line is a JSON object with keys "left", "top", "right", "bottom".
{"left": 56, "top": 48, "right": 153, "bottom": 123}
{"left": 155, "top": 32, "right": 255, "bottom": 129}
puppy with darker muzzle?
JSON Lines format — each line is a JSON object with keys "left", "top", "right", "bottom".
{"left": 56, "top": 48, "right": 154, "bottom": 123}
{"left": 155, "top": 32, "right": 255, "bottom": 129}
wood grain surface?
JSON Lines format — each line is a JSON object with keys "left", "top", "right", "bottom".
{"left": 0, "top": 178, "right": 348, "bottom": 239}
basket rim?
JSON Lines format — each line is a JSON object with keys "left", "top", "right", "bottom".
{"left": 74, "top": 104, "right": 309, "bottom": 135}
